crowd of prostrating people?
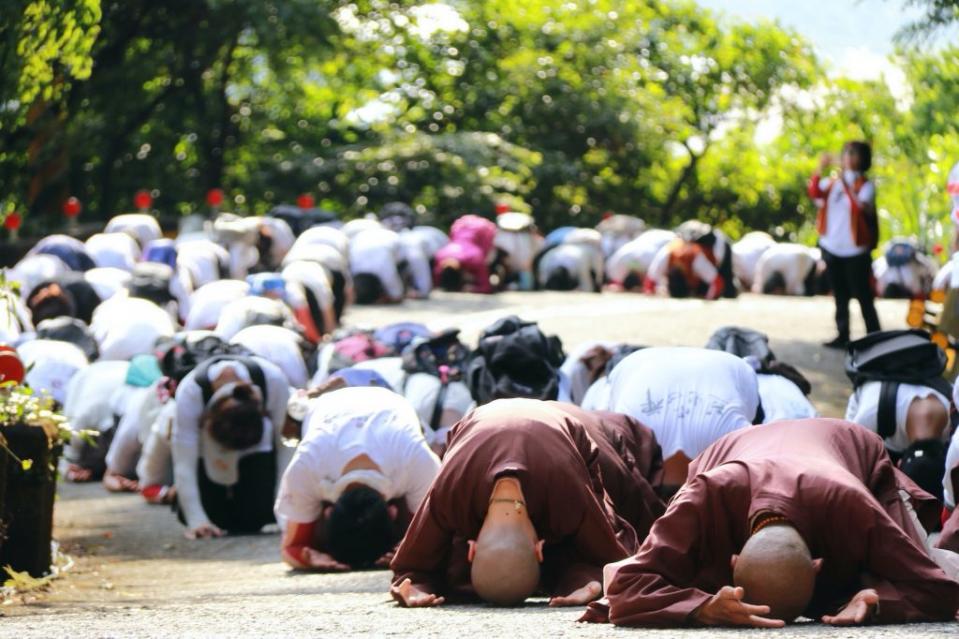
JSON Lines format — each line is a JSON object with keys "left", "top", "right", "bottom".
{"left": 1, "top": 158, "right": 959, "bottom": 626}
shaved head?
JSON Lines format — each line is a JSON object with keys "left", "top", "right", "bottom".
{"left": 470, "top": 523, "right": 540, "bottom": 606}
{"left": 733, "top": 524, "right": 816, "bottom": 622}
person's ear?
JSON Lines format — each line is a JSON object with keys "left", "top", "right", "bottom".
{"left": 812, "top": 558, "right": 823, "bottom": 574}
{"left": 534, "top": 539, "right": 545, "bottom": 563}
{"left": 467, "top": 540, "right": 477, "bottom": 563}
{"left": 730, "top": 554, "right": 739, "bottom": 570}
{"left": 387, "top": 504, "right": 399, "bottom": 521}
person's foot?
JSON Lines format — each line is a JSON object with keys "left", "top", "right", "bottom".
{"left": 823, "top": 336, "right": 848, "bottom": 349}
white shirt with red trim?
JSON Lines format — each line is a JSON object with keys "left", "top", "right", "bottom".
{"left": 818, "top": 171, "right": 875, "bottom": 258}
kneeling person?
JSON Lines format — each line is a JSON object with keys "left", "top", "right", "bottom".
{"left": 274, "top": 386, "right": 440, "bottom": 571}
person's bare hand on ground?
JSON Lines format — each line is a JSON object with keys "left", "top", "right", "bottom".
{"left": 549, "top": 581, "right": 602, "bottom": 607}
{"left": 66, "top": 463, "right": 93, "bottom": 482}
{"left": 102, "top": 472, "right": 139, "bottom": 493}
{"left": 822, "top": 588, "right": 879, "bottom": 626}
{"left": 391, "top": 578, "right": 445, "bottom": 608}
{"left": 374, "top": 550, "right": 395, "bottom": 569}
{"left": 184, "top": 522, "right": 224, "bottom": 540}
{"left": 301, "top": 548, "right": 350, "bottom": 572}
{"left": 693, "top": 586, "right": 785, "bottom": 628}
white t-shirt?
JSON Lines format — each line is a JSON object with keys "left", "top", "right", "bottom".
{"left": 105, "top": 383, "right": 161, "bottom": 477}
{"left": 399, "top": 233, "right": 433, "bottom": 296}
{"left": 84, "top": 267, "right": 132, "bottom": 301}
{"left": 817, "top": 171, "right": 875, "bottom": 257}
{"left": 756, "top": 373, "right": 817, "bottom": 423}
{"left": 281, "top": 261, "right": 334, "bottom": 313}
{"left": 933, "top": 256, "right": 956, "bottom": 292}
{"left": 64, "top": 360, "right": 131, "bottom": 433}
{"left": 173, "top": 357, "right": 292, "bottom": 529}
{"left": 274, "top": 387, "right": 439, "bottom": 524}
{"left": 873, "top": 253, "right": 937, "bottom": 298}
{"left": 559, "top": 340, "right": 617, "bottom": 406}
{"left": 406, "top": 226, "right": 449, "bottom": 258}
{"left": 7, "top": 254, "right": 69, "bottom": 300}
{"left": 105, "top": 214, "right": 162, "bottom": 247}
{"left": 402, "top": 374, "right": 475, "bottom": 447}
{"left": 17, "top": 339, "right": 89, "bottom": 405}
{"left": 752, "top": 243, "right": 816, "bottom": 295}
{"left": 185, "top": 280, "right": 250, "bottom": 331}
{"left": 258, "top": 216, "right": 296, "bottom": 266}
{"left": 494, "top": 219, "right": 542, "bottom": 274}
{"left": 538, "top": 243, "right": 596, "bottom": 292}
{"left": 945, "top": 428, "right": 959, "bottom": 509}
{"left": 606, "top": 347, "right": 760, "bottom": 459}
{"left": 176, "top": 240, "right": 230, "bottom": 289}
{"left": 231, "top": 325, "right": 309, "bottom": 388}
{"left": 647, "top": 241, "right": 718, "bottom": 290}
{"left": 349, "top": 228, "right": 405, "bottom": 300}
{"left": 732, "top": 232, "right": 775, "bottom": 290}
{"left": 605, "top": 230, "right": 675, "bottom": 284}
{"left": 91, "top": 296, "right": 176, "bottom": 361}
{"left": 342, "top": 217, "right": 383, "bottom": 239}
{"left": 85, "top": 233, "right": 140, "bottom": 272}
{"left": 846, "top": 381, "right": 951, "bottom": 454}
{"left": 213, "top": 295, "right": 295, "bottom": 341}
{"left": 294, "top": 226, "right": 351, "bottom": 260}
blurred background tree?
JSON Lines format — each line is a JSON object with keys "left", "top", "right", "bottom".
{"left": 0, "top": 0, "right": 957, "bottom": 252}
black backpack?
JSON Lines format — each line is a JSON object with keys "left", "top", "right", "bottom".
{"left": 156, "top": 334, "right": 253, "bottom": 385}
{"left": 35, "top": 316, "right": 99, "bottom": 361}
{"left": 401, "top": 329, "right": 470, "bottom": 430}
{"left": 466, "top": 316, "right": 565, "bottom": 405}
{"left": 845, "top": 329, "right": 954, "bottom": 438}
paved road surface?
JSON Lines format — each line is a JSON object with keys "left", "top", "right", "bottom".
{"left": 5, "top": 292, "right": 956, "bottom": 637}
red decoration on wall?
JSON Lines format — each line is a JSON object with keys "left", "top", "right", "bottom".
{"left": 3, "top": 212, "right": 21, "bottom": 230}
{"left": 63, "top": 197, "right": 82, "bottom": 218}
{"left": 296, "top": 193, "right": 315, "bottom": 209}
{"left": 134, "top": 190, "right": 153, "bottom": 210}
{"left": 206, "top": 188, "right": 224, "bottom": 207}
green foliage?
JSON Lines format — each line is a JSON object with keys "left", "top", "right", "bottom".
{"left": 0, "top": 0, "right": 957, "bottom": 251}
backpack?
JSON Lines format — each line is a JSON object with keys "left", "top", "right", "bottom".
{"left": 401, "top": 329, "right": 470, "bottom": 429}
{"left": 156, "top": 334, "right": 252, "bottom": 385}
{"left": 845, "top": 329, "right": 954, "bottom": 438}
{"left": 35, "top": 316, "right": 99, "bottom": 361}
{"left": 466, "top": 315, "right": 565, "bottom": 405}
{"left": 885, "top": 241, "right": 918, "bottom": 268}
{"left": 327, "top": 330, "right": 391, "bottom": 373}
{"left": 374, "top": 322, "right": 431, "bottom": 354}
{"left": 705, "top": 327, "right": 774, "bottom": 367}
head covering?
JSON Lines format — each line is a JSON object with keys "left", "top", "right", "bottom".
{"left": 331, "top": 367, "right": 392, "bottom": 390}
{"left": 143, "top": 239, "right": 178, "bottom": 269}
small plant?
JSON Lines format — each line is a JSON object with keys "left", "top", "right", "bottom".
{"left": 0, "top": 382, "right": 90, "bottom": 471}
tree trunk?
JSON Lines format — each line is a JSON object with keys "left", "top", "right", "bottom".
{"left": 660, "top": 144, "right": 704, "bottom": 224}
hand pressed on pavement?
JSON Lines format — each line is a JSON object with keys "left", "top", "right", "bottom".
{"left": 693, "top": 586, "right": 786, "bottom": 628}
{"left": 184, "top": 522, "right": 224, "bottom": 540}
{"left": 822, "top": 589, "right": 879, "bottom": 626}
{"left": 392, "top": 578, "right": 445, "bottom": 608}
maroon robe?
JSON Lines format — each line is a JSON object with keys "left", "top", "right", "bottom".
{"left": 390, "top": 399, "right": 635, "bottom": 601}
{"left": 587, "top": 419, "right": 959, "bottom": 626}
{"left": 574, "top": 407, "right": 666, "bottom": 540}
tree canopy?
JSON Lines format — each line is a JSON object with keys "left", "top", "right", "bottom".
{"left": 1, "top": 0, "right": 957, "bottom": 251}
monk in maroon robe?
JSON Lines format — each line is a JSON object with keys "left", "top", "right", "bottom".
{"left": 389, "top": 399, "right": 659, "bottom": 608}
{"left": 584, "top": 419, "right": 959, "bottom": 627}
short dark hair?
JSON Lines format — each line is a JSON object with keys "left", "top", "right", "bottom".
{"left": 843, "top": 141, "right": 872, "bottom": 172}
{"left": 27, "top": 283, "right": 76, "bottom": 323}
{"left": 544, "top": 266, "right": 577, "bottom": 291}
{"left": 622, "top": 271, "right": 641, "bottom": 291}
{"left": 438, "top": 265, "right": 464, "bottom": 291}
{"left": 667, "top": 267, "right": 690, "bottom": 298}
{"left": 325, "top": 486, "right": 395, "bottom": 568}
{"left": 353, "top": 273, "right": 385, "bottom": 305}
{"left": 206, "top": 384, "right": 264, "bottom": 450}
{"left": 762, "top": 271, "right": 787, "bottom": 295}
{"left": 898, "top": 439, "right": 946, "bottom": 501}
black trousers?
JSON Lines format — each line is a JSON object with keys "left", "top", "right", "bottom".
{"left": 821, "top": 247, "right": 881, "bottom": 340}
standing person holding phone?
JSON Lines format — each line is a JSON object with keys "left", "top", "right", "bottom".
{"left": 808, "top": 142, "right": 881, "bottom": 348}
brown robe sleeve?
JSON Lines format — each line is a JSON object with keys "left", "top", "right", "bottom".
{"left": 595, "top": 475, "right": 717, "bottom": 626}
{"left": 389, "top": 494, "right": 457, "bottom": 598}
{"left": 843, "top": 492, "right": 959, "bottom": 622}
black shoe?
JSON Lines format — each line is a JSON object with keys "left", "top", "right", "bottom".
{"left": 823, "top": 337, "right": 848, "bottom": 350}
